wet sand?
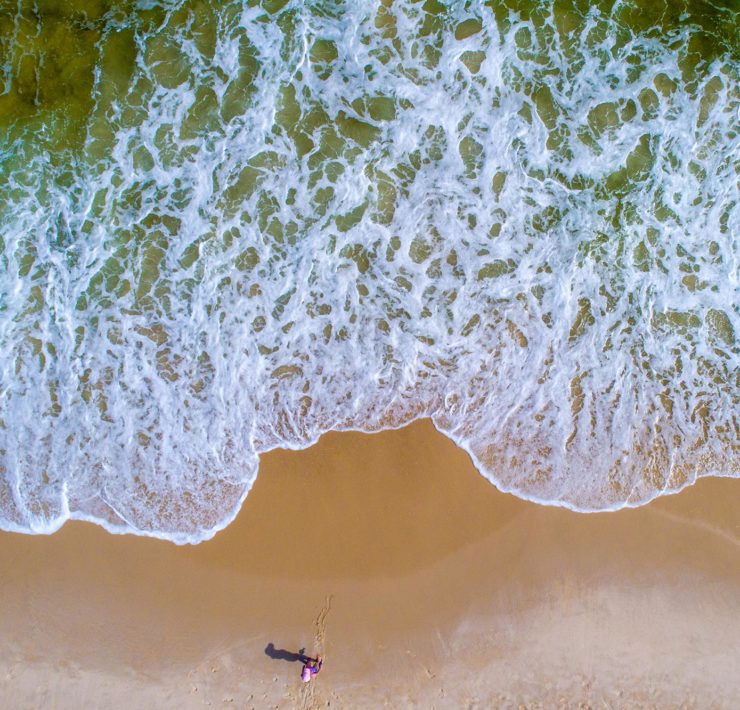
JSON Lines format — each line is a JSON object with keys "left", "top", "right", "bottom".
{"left": 1, "top": 419, "right": 739, "bottom": 708}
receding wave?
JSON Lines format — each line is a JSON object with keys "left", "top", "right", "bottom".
{"left": 0, "top": 0, "right": 737, "bottom": 542}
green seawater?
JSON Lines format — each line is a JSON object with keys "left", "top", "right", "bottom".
{"left": 2, "top": 0, "right": 737, "bottom": 309}
{"left": 1, "top": 0, "right": 738, "bottom": 158}
{"left": 2, "top": 0, "right": 737, "bottom": 362}
{"left": 0, "top": 0, "right": 737, "bottom": 537}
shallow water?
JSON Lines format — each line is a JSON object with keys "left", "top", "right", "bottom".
{"left": 0, "top": 0, "right": 738, "bottom": 542}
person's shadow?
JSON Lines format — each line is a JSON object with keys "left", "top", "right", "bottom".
{"left": 264, "top": 642, "right": 310, "bottom": 665}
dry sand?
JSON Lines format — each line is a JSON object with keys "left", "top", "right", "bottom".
{"left": 1, "top": 419, "right": 739, "bottom": 709}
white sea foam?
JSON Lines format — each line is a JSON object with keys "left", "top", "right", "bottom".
{"left": 0, "top": 0, "right": 737, "bottom": 542}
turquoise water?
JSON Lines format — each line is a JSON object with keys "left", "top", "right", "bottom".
{"left": 0, "top": 0, "right": 738, "bottom": 542}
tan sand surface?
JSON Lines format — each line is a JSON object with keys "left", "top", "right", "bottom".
{"left": 1, "top": 419, "right": 739, "bottom": 708}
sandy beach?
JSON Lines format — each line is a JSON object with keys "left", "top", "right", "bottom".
{"left": 1, "top": 419, "right": 739, "bottom": 709}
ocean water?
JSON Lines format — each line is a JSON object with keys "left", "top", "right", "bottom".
{"left": 0, "top": 0, "right": 737, "bottom": 543}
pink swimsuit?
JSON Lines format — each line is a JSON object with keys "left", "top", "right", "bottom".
{"left": 301, "top": 661, "right": 322, "bottom": 682}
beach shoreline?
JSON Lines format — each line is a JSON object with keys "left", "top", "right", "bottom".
{"left": 1, "top": 419, "right": 739, "bottom": 708}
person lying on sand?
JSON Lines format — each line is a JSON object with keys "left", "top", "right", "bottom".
{"left": 301, "top": 654, "right": 323, "bottom": 682}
